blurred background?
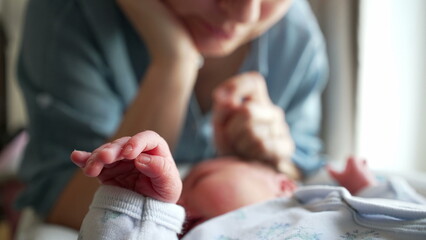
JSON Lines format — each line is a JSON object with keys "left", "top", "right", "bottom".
{"left": 311, "top": 0, "right": 426, "bottom": 173}
{"left": 0, "top": 1, "right": 425, "bottom": 171}
{"left": 1, "top": 0, "right": 425, "bottom": 177}
{"left": 0, "top": 0, "right": 425, "bottom": 237}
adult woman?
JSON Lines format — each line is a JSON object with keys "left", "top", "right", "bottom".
{"left": 17, "top": 0, "right": 328, "bottom": 230}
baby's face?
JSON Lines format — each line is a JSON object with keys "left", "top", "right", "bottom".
{"left": 178, "top": 157, "right": 295, "bottom": 231}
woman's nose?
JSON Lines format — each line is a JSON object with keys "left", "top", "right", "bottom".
{"left": 218, "top": 0, "right": 261, "bottom": 23}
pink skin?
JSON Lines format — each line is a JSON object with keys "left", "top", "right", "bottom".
{"left": 71, "top": 131, "right": 377, "bottom": 237}
{"left": 70, "top": 130, "right": 182, "bottom": 203}
{"left": 71, "top": 131, "right": 296, "bottom": 235}
{"left": 178, "top": 157, "right": 296, "bottom": 233}
{"left": 164, "top": 0, "right": 294, "bottom": 56}
{"left": 327, "top": 156, "right": 378, "bottom": 195}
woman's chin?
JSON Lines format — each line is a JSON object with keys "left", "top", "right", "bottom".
{"left": 199, "top": 48, "right": 233, "bottom": 58}
{"left": 196, "top": 41, "right": 240, "bottom": 58}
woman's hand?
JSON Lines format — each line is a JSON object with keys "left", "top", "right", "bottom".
{"left": 212, "top": 72, "right": 299, "bottom": 178}
{"left": 70, "top": 131, "right": 182, "bottom": 203}
{"left": 116, "top": 0, "right": 199, "bottom": 64}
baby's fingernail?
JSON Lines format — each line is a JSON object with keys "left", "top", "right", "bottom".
{"left": 123, "top": 145, "right": 133, "bottom": 156}
{"left": 137, "top": 155, "right": 151, "bottom": 166}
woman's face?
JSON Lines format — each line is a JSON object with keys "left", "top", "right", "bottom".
{"left": 164, "top": 0, "right": 293, "bottom": 56}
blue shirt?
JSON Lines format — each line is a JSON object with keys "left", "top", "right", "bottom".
{"left": 17, "top": 0, "right": 328, "bottom": 217}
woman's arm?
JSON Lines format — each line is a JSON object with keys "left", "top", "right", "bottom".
{"left": 112, "top": 0, "right": 200, "bottom": 150}
{"left": 46, "top": 0, "right": 200, "bottom": 229}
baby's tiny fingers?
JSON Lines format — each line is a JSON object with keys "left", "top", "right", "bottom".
{"left": 83, "top": 159, "right": 105, "bottom": 177}
{"left": 122, "top": 131, "right": 171, "bottom": 159}
{"left": 96, "top": 136, "right": 131, "bottom": 164}
{"left": 134, "top": 153, "right": 170, "bottom": 178}
{"left": 83, "top": 136, "right": 131, "bottom": 171}
{"left": 70, "top": 150, "right": 92, "bottom": 168}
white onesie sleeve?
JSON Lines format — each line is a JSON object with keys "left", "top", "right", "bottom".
{"left": 78, "top": 185, "right": 185, "bottom": 240}
{"left": 357, "top": 177, "right": 426, "bottom": 204}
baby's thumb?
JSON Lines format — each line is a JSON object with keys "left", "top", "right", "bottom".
{"left": 134, "top": 153, "right": 181, "bottom": 184}
{"left": 134, "top": 153, "right": 182, "bottom": 202}
{"left": 135, "top": 153, "right": 167, "bottom": 175}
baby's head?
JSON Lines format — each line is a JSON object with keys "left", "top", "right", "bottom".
{"left": 178, "top": 156, "right": 296, "bottom": 232}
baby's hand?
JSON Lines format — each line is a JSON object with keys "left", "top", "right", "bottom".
{"left": 327, "top": 156, "right": 377, "bottom": 195}
{"left": 70, "top": 131, "right": 182, "bottom": 203}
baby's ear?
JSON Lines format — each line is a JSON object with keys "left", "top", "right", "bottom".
{"left": 276, "top": 174, "right": 297, "bottom": 197}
